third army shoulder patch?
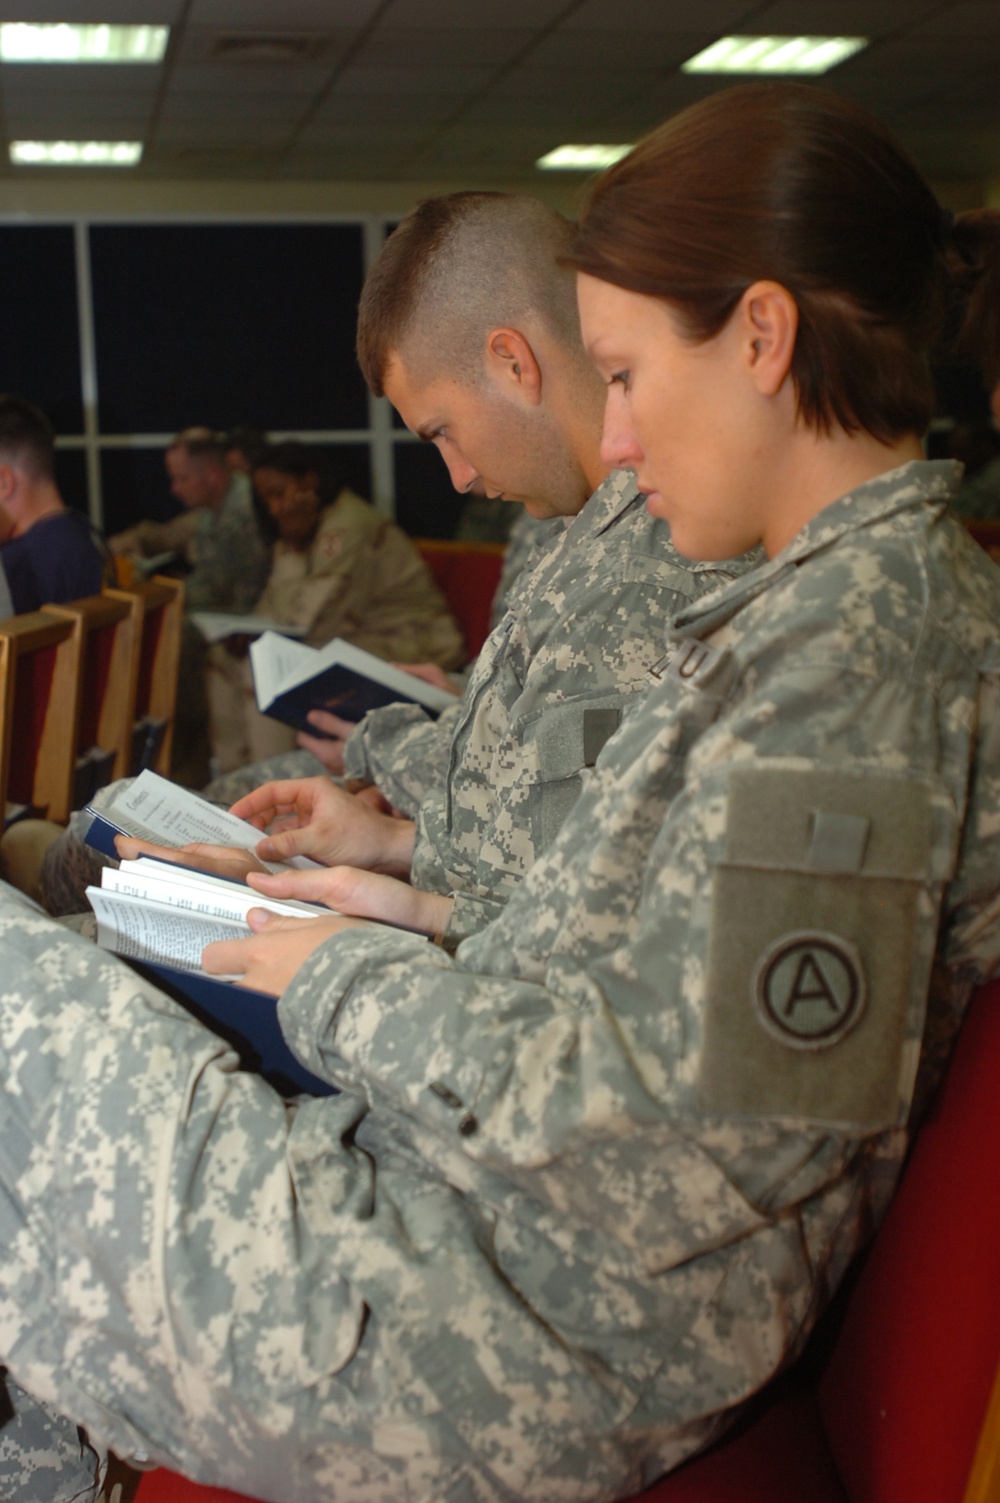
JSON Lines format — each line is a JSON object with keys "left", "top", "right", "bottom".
{"left": 697, "top": 761, "right": 956, "bottom": 1129}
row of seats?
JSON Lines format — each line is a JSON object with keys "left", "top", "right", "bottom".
{"left": 0, "top": 575, "right": 184, "bottom": 826}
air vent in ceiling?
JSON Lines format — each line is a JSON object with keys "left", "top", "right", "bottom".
{"left": 209, "top": 32, "right": 327, "bottom": 65}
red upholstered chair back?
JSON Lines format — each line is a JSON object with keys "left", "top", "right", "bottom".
{"left": 817, "top": 977, "right": 1000, "bottom": 1503}
{"left": 415, "top": 539, "right": 505, "bottom": 660}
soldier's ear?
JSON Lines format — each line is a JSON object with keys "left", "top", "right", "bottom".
{"left": 486, "top": 328, "right": 542, "bottom": 404}
{"left": 0, "top": 465, "right": 16, "bottom": 504}
{"left": 739, "top": 281, "right": 798, "bottom": 398}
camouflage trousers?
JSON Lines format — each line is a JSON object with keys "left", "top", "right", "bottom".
{"left": 0, "top": 1375, "right": 101, "bottom": 1502}
{"left": 0, "top": 892, "right": 518, "bottom": 1503}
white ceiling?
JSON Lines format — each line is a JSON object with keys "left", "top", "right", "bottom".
{"left": 0, "top": 0, "right": 998, "bottom": 186}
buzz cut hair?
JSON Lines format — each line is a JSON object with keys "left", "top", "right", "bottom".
{"left": 0, "top": 393, "right": 56, "bottom": 482}
{"left": 356, "top": 191, "right": 587, "bottom": 397}
{"left": 169, "top": 427, "right": 228, "bottom": 466}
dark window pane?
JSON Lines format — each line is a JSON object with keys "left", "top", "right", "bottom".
{"left": 0, "top": 226, "right": 83, "bottom": 433}
{"left": 393, "top": 441, "right": 461, "bottom": 540}
{"left": 99, "top": 447, "right": 176, "bottom": 538}
{"left": 90, "top": 224, "right": 367, "bottom": 434}
{"left": 53, "top": 449, "right": 89, "bottom": 516}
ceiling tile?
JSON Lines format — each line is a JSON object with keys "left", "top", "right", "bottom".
{"left": 190, "top": 0, "right": 383, "bottom": 24}
{"left": 751, "top": 0, "right": 945, "bottom": 32}
{"left": 355, "top": 27, "right": 535, "bottom": 69}
{"left": 306, "top": 92, "right": 467, "bottom": 128}
{"left": 333, "top": 63, "right": 496, "bottom": 96}
{"left": 563, "top": 0, "right": 755, "bottom": 29}
{"left": 168, "top": 61, "right": 332, "bottom": 95}
{"left": 527, "top": 29, "right": 715, "bottom": 70}
{"left": 0, "top": 0, "right": 183, "bottom": 19}
{"left": 385, "top": 0, "right": 573, "bottom": 28}
{"left": 908, "top": 1, "right": 1000, "bottom": 33}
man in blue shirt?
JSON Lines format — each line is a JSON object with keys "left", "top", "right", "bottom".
{"left": 0, "top": 394, "right": 105, "bottom": 615}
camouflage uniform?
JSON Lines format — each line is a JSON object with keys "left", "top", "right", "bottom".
{"left": 1, "top": 460, "right": 999, "bottom": 1501}
{"left": 408, "top": 469, "right": 751, "bottom": 941}
{"left": 185, "top": 472, "right": 271, "bottom": 615}
{"left": 952, "top": 454, "right": 1000, "bottom": 521}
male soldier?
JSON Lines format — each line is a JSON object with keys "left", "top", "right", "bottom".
{"left": 114, "top": 427, "right": 271, "bottom": 784}
{"left": 110, "top": 426, "right": 270, "bottom": 616}
{"left": 0, "top": 393, "right": 105, "bottom": 613}
{"left": 191, "top": 192, "right": 752, "bottom": 944}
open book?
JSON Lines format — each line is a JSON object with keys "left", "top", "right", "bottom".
{"left": 87, "top": 857, "right": 330, "bottom": 978}
{"left": 84, "top": 768, "right": 318, "bottom": 873}
{"left": 190, "top": 611, "right": 308, "bottom": 644}
{"left": 86, "top": 855, "right": 335, "bottom": 1096}
{"left": 250, "top": 630, "right": 457, "bottom": 731}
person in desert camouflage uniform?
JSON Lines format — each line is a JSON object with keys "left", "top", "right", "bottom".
{"left": 4, "top": 85, "right": 1000, "bottom": 1503}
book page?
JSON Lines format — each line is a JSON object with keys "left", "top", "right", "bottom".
{"left": 109, "top": 859, "right": 333, "bottom": 921}
{"left": 190, "top": 612, "right": 308, "bottom": 644}
{"left": 250, "top": 631, "right": 317, "bottom": 711}
{"left": 93, "top": 770, "right": 314, "bottom": 873}
{"left": 87, "top": 886, "right": 246, "bottom": 973}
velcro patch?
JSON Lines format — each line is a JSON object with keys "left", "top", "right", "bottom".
{"left": 698, "top": 763, "right": 955, "bottom": 1129}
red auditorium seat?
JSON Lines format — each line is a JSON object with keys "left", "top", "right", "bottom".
{"left": 415, "top": 538, "right": 505, "bottom": 660}
{"left": 135, "top": 979, "right": 1000, "bottom": 1503}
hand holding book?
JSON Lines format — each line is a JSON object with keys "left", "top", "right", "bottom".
{"left": 246, "top": 863, "right": 454, "bottom": 936}
{"left": 203, "top": 907, "right": 367, "bottom": 998}
{"left": 231, "top": 775, "right": 416, "bottom": 878}
{"left": 116, "top": 834, "right": 268, "bottom": 881}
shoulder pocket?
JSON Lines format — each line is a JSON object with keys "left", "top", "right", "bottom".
{"left": 698, "top": 762, "right": 958, "bottom": 1129}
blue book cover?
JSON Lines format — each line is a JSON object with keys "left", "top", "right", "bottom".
{"left": 139, "top": 960, "right": 335, "bottom": 1099}
{"left": 251, "top": 632, "right": 455, "bottom": 731}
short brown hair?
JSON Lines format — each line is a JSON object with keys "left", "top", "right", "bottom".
{"left": 0, "top": 393, "right": 56, "bottom": 481}
{"left": 357, "top": 192, "right": 584, "bottom": 396}
{"left": 570, "top": 83, "right": 1000, "bottom": 442}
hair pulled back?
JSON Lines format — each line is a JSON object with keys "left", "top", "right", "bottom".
{"left": 570, "top": 82, "right": 1000, "bottom": 442}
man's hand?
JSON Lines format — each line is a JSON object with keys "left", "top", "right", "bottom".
{"left": 296, "top": 708, "right": 354, "bottom": 773}
{"left": 229, "top": 776, "right": 415, "bottom": 876}
{"left": 390, "top": 661, "right": 463, "bottom": 695}
{"left": 202, "top": 909, "right": 367, "bottom": 995}
{"left": 247, "top": 864, "right": 454, "bottom": 935}
{"left": 115, "top": 835, "right": 267, "bottom": 879}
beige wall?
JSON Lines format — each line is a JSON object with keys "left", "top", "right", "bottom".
{"left": 0, "top": 175, "right": 588, "bottom": 219}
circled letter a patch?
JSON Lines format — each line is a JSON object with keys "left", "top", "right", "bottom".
{"left": 753, "top": 932, "right": 866, "bottom": 1051}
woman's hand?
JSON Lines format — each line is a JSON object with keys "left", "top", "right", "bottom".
{"left": 115, "top": 835, "right": 267, "bottom": 879}
{"left": 229, "top": 776, "right": 415, "bottom": 876}
{"left": 247, "top": 864, "right": 454, "bottom": 935}
{"left": 202, "top": 909, "right": 367, "bottom": 996}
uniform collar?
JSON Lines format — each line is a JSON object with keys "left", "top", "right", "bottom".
{"left": 669, "top": 459, "right": 963, "bottom": 642}
{"left": 568, "top": 467, "right": 643, "bottom": 541}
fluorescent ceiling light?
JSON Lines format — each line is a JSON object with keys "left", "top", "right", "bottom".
{"left": 682, "top": 36, "right": 867, "bottom": 75}
{"left": 537, "top": 144, "right": 633, "bottom": 171}
{"left": 10, "top": 140, "right": 143, "bottom": 167}
{"left": 0, "top": 24, "right": 168, "bottom": 64}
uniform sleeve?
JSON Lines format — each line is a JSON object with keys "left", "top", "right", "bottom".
{"left": 343, "top": 702, "right": 462, "bottom": 818}
{"left": 185, "top": 499, "right": 270, "bottom": 614}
